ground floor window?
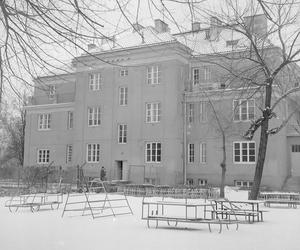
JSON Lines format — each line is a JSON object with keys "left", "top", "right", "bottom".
{"left": 292, "top": 145, "right": 300, "bottom": 152}
{"left": 233, "top": 141, "right": 255, "bottom": 163}
{"left": 37, "top": 149, "right": 50, "bottom": 164}
{"left": 144, "top": 178, "right": 156, "bottom": 185}
{"left": 145, "top": 142, "right": 161, "bottom": 163}
{"left": 66, "top": 145, "right": 73, "bottom": 163}
{"left": 234, "top": 180, "right": 253, "bottom": 188}
{"left": 87, "top": 144, "right": 100, "bottom": 163}
{"left": 187, "top": 178, "right": 194, "bottom": 186}
{"left": 198, "top": 179, "right": 208, "bottom": 186}
{"left": 188, "top": 143, "right": 195, "bottom": 163}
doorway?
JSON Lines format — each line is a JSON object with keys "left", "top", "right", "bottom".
{"left": 116, "top": 161, "right": 123, "bottom": 180}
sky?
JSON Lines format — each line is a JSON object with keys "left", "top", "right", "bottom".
{"left": 1, "top": 0, "right": 300, "bottom": 104}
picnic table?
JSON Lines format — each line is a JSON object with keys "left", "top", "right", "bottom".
{"left": 141, "top": 198, "right": 239, "bottom": 233}
{"left": 213, "top": 199, "right": 266, "bottom": 223}
{"left": 259, "top": 192, "right": 300, "bottom": 208}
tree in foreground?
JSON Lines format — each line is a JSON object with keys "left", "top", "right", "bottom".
{"left": 196, "top": 0, "right": 300, "bottom": 198}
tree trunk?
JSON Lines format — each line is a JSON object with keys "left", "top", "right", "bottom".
{"left": 220, "top": 133, "right": 226, "bottom": 198}
{"left": 249, "top": 84, "right": 272, "bottom": 200}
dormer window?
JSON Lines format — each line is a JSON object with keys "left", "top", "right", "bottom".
{"left": 226, "top": 39, "right": 239, "bottom": 47}
{"left": 205, "top": 30, "right": 210, "bottom": 40}
{"left": 49, "top": 85, "right": 56, "bottom": 99}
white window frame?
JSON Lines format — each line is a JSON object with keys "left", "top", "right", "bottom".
{"left": 88, "top": 107, "right": 101, "bottom": 126}
{"left": 199, "top": 101, "right": 207, "bottom": 122}
{"left": 118, "top": 124, "right": 127, "bottom": 144}
{"left": 199, "top": 143, "right": 207, "bottom": 163}
{"left": 49, "top": 85, "right": 56, "bottom": 99}
{"left": 38, "top": 113, "right": 51, "bottom": 130}
{"left": 187, "top": 178, "right": 194, "bottom": 186}
{"left": 235, "top": 180, "right": 253, "bottom": 188}
{"left": 198, "top": 179, "right": 208, "bottom": 186}
{"left": 119, "top": 87, "right": 128, "bottom": 106}
{"left": 146, "top": 102, "right": 161, "bottom": 123}
{"left": 89, "top": 73, "right": 101, "bottom": 91}
{"left": 147, "top": 66, "right": 161, "bottom": 85}
{"left": 292, "top": 145, "right": 300, "bottom": 152}
{"left": 188, "top": 103, "right": 194, "bottom": 123}
{"left": 86, "top": 143, "right": 100, "bottom": 163}
{"left": 145, "top": 142, "right": 162, "bottom": 163}
{"left": 120, "top": 69, "right": 128, "bottom": 76}
{"left": 233, "top": 141, "right": 256, "bottom": 164}
{"left": 233, "top": 99, "right": 255, "bottom": 121}
{"left": 66, "top": 144, "right": 73, "bottom": 163}
{"left": 192, "top": 68, "right": 200, "bottom": 85}
{"left": 67, "top": 111, "right": 73, "bottom": 129}
{"left": 204, "top": 66, "right": 211, "bottom": 81}
{"left": 188, "top": 143, "right": 195, "bottom": 163}
{"left": 37, "top": 149, "right": 50, "bottom": 164}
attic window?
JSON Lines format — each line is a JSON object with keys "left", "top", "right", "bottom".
{"left": 205, "top": 30, "right": 210, "bottom": 40}
{"left": 226, "top": 39, "right": 239, "bottom": 47}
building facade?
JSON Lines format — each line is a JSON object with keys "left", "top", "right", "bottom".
{"left": 24, "top": 17, "right": 300, "bottom": 190}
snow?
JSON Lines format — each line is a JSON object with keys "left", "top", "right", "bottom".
{"left": 0, "top": 188, "right": 300, "bottom": 250}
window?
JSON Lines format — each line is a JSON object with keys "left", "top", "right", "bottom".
{"left": 205, "top": 30, "right": 210, "bottom": 40}
{"left": 120, "top": 69, "right": 128, "bottom": 76}
{"left": 147, "top": 66, "right": 161, "bottom": 84}
{"left": 193, "top": 68, "right": 200, "bottom": 85}
{"left": 188, "top": 103, "right": 194, "bottom": 123}
{"left": 119, "top": 87, "right": 128, "bottom": 106}
{"left": 233, "top": 99, "right": 255, "bottom": 121}
{"left": 188, "top": 143, "right": 195, "bottom": 163}
{"left": 37, "top": 149, "right": 50, "bottom": 164}
{"left": 204, "top": 66, "right": 211, "bottom": 81}
{"left": 49, "top": 85, "right": 56, "bottom": 99}
{"left": 66, "top": 145, "right": 72, "bottom": 163}
{"left": 87, "top": 144, "right": 100, "bottom": 163}
{"left": 198, "top": 179, "right": 208, "bottom": 186}
{"left": 118, "top": 124, "right": 127, "bottom": 144}
{"left": 89, "top": 73, "right": 101, "bottom": 90}
{"left": 233, "top": 141, "right": 256, "bottom": 163}
{"left": 226, "top": 39, "right": 239, "bottom": 47}
{"left": 88, "top": 107, "right": 101, "bottom": 126}
{"left": 187, "top": 178, "right": 194, "bottom": 186}
{"left": 235, "top": 180, "right": 253, "bottom": 188}
{"left": 200, "top": 143, "right": 207, "bottom": 163}
{"left": 292, "top": 145, "right": 300, "bottom": 152}
{"left": 145, "top": 142, "right": 161, "bottom": 163}
{"left": 199, "top": 101, "right": 207, "bottom": 122}
{"left": 38, "top": 114, "right": 51, "bottom": 130}
{"left": 67, "top": 111, "right": 73, "bottom": 129}
{"left": 146, "top": 103, "right": 161, "bottom": 123}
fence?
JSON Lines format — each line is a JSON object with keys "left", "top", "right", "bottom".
{"left": 118, "top": 185, "right": 220, "bottom": 199}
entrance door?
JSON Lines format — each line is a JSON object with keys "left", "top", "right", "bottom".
{"left": 116, "top": 161, "right": 123, "bottom": 180}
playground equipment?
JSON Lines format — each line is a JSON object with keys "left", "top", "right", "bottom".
{"left": 61, "top": 164, "right": 133, "bottom": 219}
{"left": 62, "top": 179, "right": 133, "bottom": 219}
{"left": 4, "top": 162, "right": 64, "bottom": 213}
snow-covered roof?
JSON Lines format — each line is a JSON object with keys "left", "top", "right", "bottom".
{"left": 86, "top": 22, "right": 273, "bottom": 57}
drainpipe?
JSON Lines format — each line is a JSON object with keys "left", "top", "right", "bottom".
{"left": 183, "top": 92, "right": 187, "bottom": 185}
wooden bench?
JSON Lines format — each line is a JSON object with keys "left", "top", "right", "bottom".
{"left": 142, "top": 198, "right": 239, "bottom": 233}
{"left": 264, "top": 199, "right": 300, "bottom": 208}
{"left": 212, "top": 200, "right": 267, "bottom": 223}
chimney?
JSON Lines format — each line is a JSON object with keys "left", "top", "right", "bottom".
{"left": 244, "top": 14, "right": 267, "bottom": 37}
{"left": 132, "top": 23, "right": 144, "bottom": 33}
{"left": 192, "top": 22, "right": 201, "bottom": 32}
{"left": 87, "top": 43, "right": 96, "bottom": 51}
{"left": 154, "top": 19, "right": 170, "bottom": 33}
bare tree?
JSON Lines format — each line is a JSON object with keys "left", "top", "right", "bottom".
{"left": 189, "top": 0, "right": 300, "bottom": 199}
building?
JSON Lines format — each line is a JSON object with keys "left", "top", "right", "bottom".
{"left": 24, "top": 16, "right": 300, "bottom": 190}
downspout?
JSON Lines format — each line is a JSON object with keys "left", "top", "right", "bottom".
{"left": 183, "top": 92, "right": 187, "bottom": 185}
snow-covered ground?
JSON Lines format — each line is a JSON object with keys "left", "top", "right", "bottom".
{"left": 0, "top": 188, "right": 300, "bottom": 250}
